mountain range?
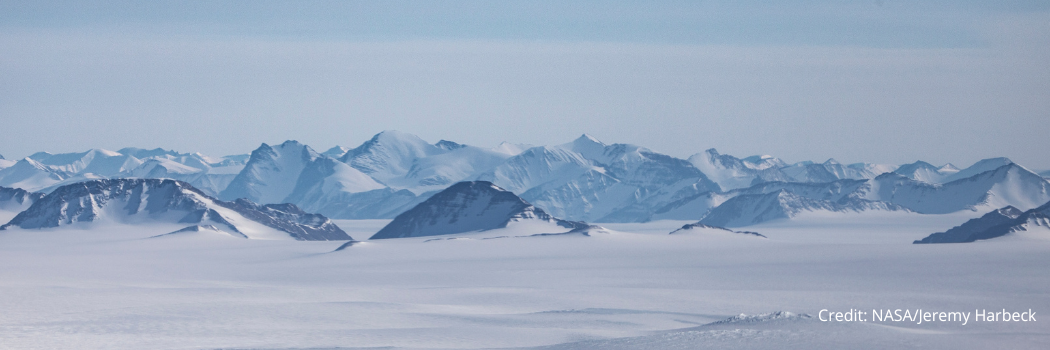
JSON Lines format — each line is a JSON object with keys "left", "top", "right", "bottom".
{"left": 3, "top": 131, "right": 1049, "bottom": 229}
{"left": 0, "top": 179, "right": 348, "bottom": 240}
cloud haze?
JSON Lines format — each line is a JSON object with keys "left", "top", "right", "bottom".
{"left": 0, "top": 1, "right": 1047, "bottom": 169}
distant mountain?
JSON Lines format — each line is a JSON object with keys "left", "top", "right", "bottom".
{"left": 220, "top": 140, "right": 324, "bottom": 204}
{"left": 669, "top": 222, "right": 765, "bottom": 237}
{"left": 321, "top": 146, "right": 350, "bottom": 159}
{"left": 698, "top": 190, "right": 905, "bottom": 227}
{"left": 651, "top": 179, "right": 872, "bottom": 221}
{"left": 0, "top": 179, "right": 350, "bottom": 241}
{"left": 0, "top": 158, "right": 72, "bottom": 191}
{"left": 914, "top": 202, "right": 1050, "bottom": 243}
{"left": 894, "top": 161, "right": 959, "bottom": 183}
{"left": 7, "top": 135, "right": 1048, "bottom": 228}
{"left": 281, "top": 156, "right": 393, "bottom": 217}
{"left": 860, "top": 164, "right": 1050, "bottom": 213}
{"left": 656, "top": 161, "right": 1050, "bottom": 224}
{"left": 29, "top": 149, "right": 142, "bottom": 176}
{"left": 492, "top": 142, "right": 532, "bottom": 156}
{"left": 779, "top": 159, "right": 895, "bottom": 183}
{"left": 687, "top": 149, "right": 788, "bottom": 191}
{"left": 481, "top": 135, "right": 720, "bottom": 222}
{"left": 0, "top": 186, "right": 43, "bottom": 213}
{"left": 1042, "top": 170, "right": 1050, "bottom": 179}
{"left": 369, "top": 181, "right": 582, "bottom": 239}
{"left": 220, "top": 141, "right": 393, "bottom": 220}
{"left": 339, "top": 130, "right": 448, "bottom": 186}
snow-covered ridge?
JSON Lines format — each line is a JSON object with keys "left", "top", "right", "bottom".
{"left": 0, "top": 178, "right": 350, "bottom": 241}
{"left": 914, "top": 200, "right": 1050, "bottom": 243}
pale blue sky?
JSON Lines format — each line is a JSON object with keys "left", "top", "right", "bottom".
{"left": 1, "top": 1, "right": 1048, "bottom": 168}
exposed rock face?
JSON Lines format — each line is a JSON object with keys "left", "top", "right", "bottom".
{"left": 914, "top": 202, "right": 1050, "bottom": 244}
{"left": 369, "top": 181, "right": 582, "bottom": 240}
{"left": 669, "top": 222, "right": 766, "bottom": 238}
{"left": 0, "top": 186, "right": 43, "bottom": 212}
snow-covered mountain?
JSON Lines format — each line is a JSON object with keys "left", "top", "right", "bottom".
{"left": 687, "top": 149, "right": 788, "bottom": 191}
{"left": 914, "top": 201, "right": 1050, "bottom": 243}
{"left": 651, "top": 179, "right": 872, "bottom": 221}
{"left": 339, "top": 131, "right": 448, "bottom": 186}
{"left": 321, "top": 146, "right": 350, "bottom": 159}
{"left": 369, "top": 181, "right": 582, "bottom": 239}
{"left": 219, "top": 140, "right": 414, "bottom": 220}
{"left": 0, "top": 179, "right": 350, "bottom": 240}
{"left": 220, "top": 140, "right": 326, "bottom": 204}
{"left": 480, "top": 135, "right": 720, "bottom": 222}
{"left": 0, "top": 147, "right": 247, "bottom": 195}
{"left": 656, "top": 159, "right": 1050, "bottom": 224}
{"left": 0, "top": 186, "right": 43, "bottom": 213}
{"left": 894, "top": 161, "right": 959, "bottom": 183}
{"left": 6, "top": 134, "right": 1048, "bottom": 228}
{"left": 0, "top": 158, "right": 73, "bottom": 191}
{"left": 860, "top": 163, "right": 1050, "bottom": 213}
{"left": 29, "top": 149, "right": 142, "bottom": 176}
{"left": 698, "top": 190, "right": 905, "bottom": 227}
{"left": 688, "top": 149, "right": 895, "bottom": 191}
{"left": 778, "top": 159, "right": 896, "bottom": 183}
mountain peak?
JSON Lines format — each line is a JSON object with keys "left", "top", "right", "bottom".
{"left": 369, "top": 181, "right": 580, "bottom": 239}
{"left": 576, "top": 134, "right": 604, "bottom": 145}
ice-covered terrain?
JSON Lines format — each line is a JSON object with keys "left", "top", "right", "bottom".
{"left": 0, "top": 210, "right": 1046, "bottom": 349}
{"left": 4, "top": 132, "right": 1050, "bottom": 227}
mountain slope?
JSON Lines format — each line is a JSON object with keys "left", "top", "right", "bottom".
{"left": 1, "top": 179, "right": 349, "bottom": 241}
{"left": 699, "top": 190, "right": 906, "bottom": 227}
{"left": 369, "top": 181, "right": 581, "bottom": 239}
{"left": 914, "top": 201, "right": 1050, "bottom": 243}
{"left": 219, "top": 141, "right": 322, "bottom": 204}
{"left": 482, "top": 135, "right": 721, "bottom": 222}
{"left": 0, "top": 158, "right": 72, "bottom": 191}
{"left": 339, "top": 130, "right": 447, "bottom": 186}
{"left": 0, "top": 186, "right": 43, "bottom": 213}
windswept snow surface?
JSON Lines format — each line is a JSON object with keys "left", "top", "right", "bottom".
{"left": 0, "top": 210, "right": 1047, "bottom": 349}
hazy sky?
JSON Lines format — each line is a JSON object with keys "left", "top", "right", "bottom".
{"left": 1, "top": 1, "right": 1048, "bottom": 169}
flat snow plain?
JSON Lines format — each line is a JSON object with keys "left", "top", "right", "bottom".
{"left": 0, "top": 211, "right": 1048, "bottom": 349}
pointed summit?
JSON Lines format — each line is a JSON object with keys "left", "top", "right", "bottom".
{"left": 368, "top": 181, "right": 581, "bottom": 239}
{"left": 560, "top": 134, "right": 607, "bottom": 161}
{"left": 339, "top": 131, "right": 443, "bottom": 182}
{"left": 321, "top": 146, "right": 350, "bottom": 159}
{"left": 219, "top": 140, "right": 320, "bottom": 204}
